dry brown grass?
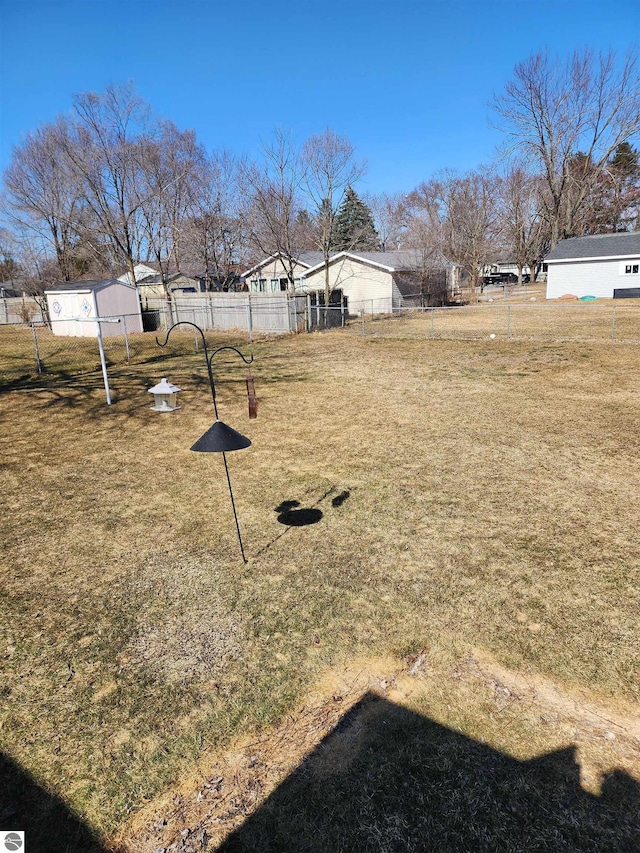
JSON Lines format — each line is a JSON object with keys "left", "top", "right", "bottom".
{"left": 1, "top": 318, "right": 639, "bottom": 848}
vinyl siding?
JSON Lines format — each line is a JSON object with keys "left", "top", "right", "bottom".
{"left": 248, "top": 258, "right": 309, "bottom": 291}
{"left": 546, "top": 257, "right": 640, "bottom": 299}
{"left": 95, "top": 283, "right": 143, "bottom": 334}
{"left": 302, "top": 257, "right": 394, "bottom": 312}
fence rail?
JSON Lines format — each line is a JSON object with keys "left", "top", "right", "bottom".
{"left": 352, "top": 302, "right": 640, "bottom": 342}
{"left": 1, "top": 302, "right": 639, "bottom": 395}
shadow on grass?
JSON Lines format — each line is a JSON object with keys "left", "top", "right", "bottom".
{"left": 275, "top": 500, "right": 323, "bottom": 527}
{"left": 255, "top": 487, "right": 352, "bottom": 558}
{"left": 218, "top": 693, "right": 640, "bottom": 852}
{"left": 0, "top": 752, "right": 106, "bottom": 853}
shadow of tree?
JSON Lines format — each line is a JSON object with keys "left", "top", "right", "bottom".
{"left": 0, "top": 751, "right": 106, "bottom": 853}
{"left": 218, "top": 693, "right": 640, "bottom": 852}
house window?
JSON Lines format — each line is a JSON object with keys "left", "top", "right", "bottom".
{"left": 250, "top": 278, "right": 267, "bottom": 292}
{"left": 280, "top": 278, "right": 288, "bottom": 291}
{"left": 624, "top": 264, "right": 639, "bottom": 274}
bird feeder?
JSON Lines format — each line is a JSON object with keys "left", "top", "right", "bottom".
{"left": 148, "top": 377, "right": 181, "bottom": 412}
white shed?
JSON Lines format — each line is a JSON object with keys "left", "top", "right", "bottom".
{"left": 546, "top": 233, "right": 640, "bottom": 299}
{"left": 45, "top": 280, "right": 143, "bottom": 337}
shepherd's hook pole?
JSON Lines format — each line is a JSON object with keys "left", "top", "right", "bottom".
{"left": 156, "top": 321, "right": 253, "bottom": 562}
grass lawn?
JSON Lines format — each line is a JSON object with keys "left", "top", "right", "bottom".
{"left": 1, "top": 316, "right": 639, "bottom": 849}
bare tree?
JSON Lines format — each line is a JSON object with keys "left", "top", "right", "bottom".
{"left": 181, "top": 151, "right": 249, "bottom": 290}
{"left": 409, "top": 170, "right": 499, "bottom": 300}
{"left": 367, "top": 191, "right": 407, "bottom": 251}
{"left": 62, "top": 84, "right": 151, "bottom": 284}
{"left": 137, "top": 120, "right": 206, "bottom": 296}
{"left": 242, "top": 129, "right": 307, "bottom": 291}
{"left": 492, "top": 49, "right": 640, "bottom": 245}
{"left": 302, "top": 128, "right": 365, "bottom": 311}
{"left": 0, "top": 227, "right": 20, "bottom": 282}
{"left": 497, "top": 163, "right": 551, "bottom": 283}
{"left": 3, "top": 118, "right": 84, "bottom": 281}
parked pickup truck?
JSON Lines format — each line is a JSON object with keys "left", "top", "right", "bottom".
{"left": 482, "top": 272, "right": 519, "bottom": 286}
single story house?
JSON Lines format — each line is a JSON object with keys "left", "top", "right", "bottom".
{"left": 300, "top": 250, "right": 459, "bottom": 313}
{"left": 136, "top": 272, "right": 204, "bottom": 296}
{"left": 243, "top": 252, "right": 325, "bottom": 293}
{"left": 45, "top": 280, "right": 143, "bottom": 337}
{"left": 116, "top": 262, "right": 159, "bottom": 285}
{"left": 546, "top": 232, "right": 640, "bottom": 299}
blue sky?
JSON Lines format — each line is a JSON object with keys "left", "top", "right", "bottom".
{"left": 0, "top": 0, "right": 638, "bottom": 195}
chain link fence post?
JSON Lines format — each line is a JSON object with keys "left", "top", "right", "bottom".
{"left": 611, "top": 305, "right": 616, "bottom": 340}
{"left": 507, "top": 304, "right": 511, "bottom": 340}
{"left": 246, "top": 295, "right": 253, "bottom": 343}
{"left": 122, "top": 315, "right": 130, "bottom": 362}
{"left": 31, "top": 322, "right": 43, "bottom": 373}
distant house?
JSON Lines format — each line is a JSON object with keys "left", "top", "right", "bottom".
{"left": 546, "top": 232, "right": 640, "bottom": 299}
{"left": 300, "top": 250, "right": 459, "bottom": 313}
{"left": 0, "top": 280, "right": 25, "bottom": 298}
{"left": 243, "top": 252, "right": 325, "bottom": 293}
{"left": 136, "top": 272, "right": 204, "bottom": 297}
{"left": 45, "top": 280, "right": 143, "bottom": 337}
{"left": 116, "top": 263, "right": 159, "bottom": 285}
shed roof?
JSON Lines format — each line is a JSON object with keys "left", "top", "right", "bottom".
{"left": 546, "top": 232, "right": 640, "bottom": 262}
{"left": 45, "top": 279, "right": 136, "bottom": 293}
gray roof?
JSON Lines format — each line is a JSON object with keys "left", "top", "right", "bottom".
{"left": 137, "top": 272, "right": 200, "bottom": 286}
{"left": 243, "top": 251, "right": 325, "bottom": 277}
{"left": 546, "top": 232, "right": 640, "bottom": 261}
{"left": 305, "top": 248, "right": 454, "bottom": 275}
{"left": 45, "top": 279, "right": 127, "bottom": 293}
{"left": 346, "top": 249, "right": 454, "bottom": 270}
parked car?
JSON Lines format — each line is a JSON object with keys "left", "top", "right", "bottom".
{"left": 482, "top": 272, "right": 518, "bottom": 286}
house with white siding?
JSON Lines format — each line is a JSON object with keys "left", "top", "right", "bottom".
{"left": 300, "top": 250, "right": 459, "bottom": 313}
{"left": 243, "top": 252, "right": 324, "bottom": 293}
{"left": 546, "top": 232, "right": 640, "bottom": 299}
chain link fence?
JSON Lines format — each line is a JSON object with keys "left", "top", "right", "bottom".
{"left": 348, "top": 302, "right": 640, "bottom": 342}
{"left": 0, "top": 318, "right": 247, "bottom": 392}
{"left": 2, "top": 300, "right": 639, "bottom": 395}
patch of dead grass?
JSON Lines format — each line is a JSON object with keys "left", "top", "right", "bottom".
{"left": 1, "top": 323, "right": 639, "bottom": 843}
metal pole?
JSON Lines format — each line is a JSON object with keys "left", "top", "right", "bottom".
{"left": 123, "top": 315, "right": 130, "bottom": 362}
{"left": 222, "top": 451, "right": 247, "bottom": 563}
{"left": 361, "top": 308, "right": 365, "bottom": 336}
{"left": 430, "top": 308, "right": 435, "bottom": 339}
{"left": 31, "top": 323, "right": 42, "bottom": 373}
{"left": 507, "top": 304, "right": 511, "bottom": 340}
{"left": 193, "top": 309, "right": 199, "bottom": 350}
{"left": 96, "top": 322, "right": 112, "bottom": 405}
{"left": 611, "top": 306, "right": 616, "bottom": 340}
{"left": 246, "top": 295, "right": 253, "bottom": 343}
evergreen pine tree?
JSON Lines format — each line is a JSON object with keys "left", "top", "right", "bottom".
{"left": 331, "top": 187, "right": 379, "bottom": 251}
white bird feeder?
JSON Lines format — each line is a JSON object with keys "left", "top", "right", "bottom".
{"left": 148, "top": 377, "right": 181, "bottom": 412}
